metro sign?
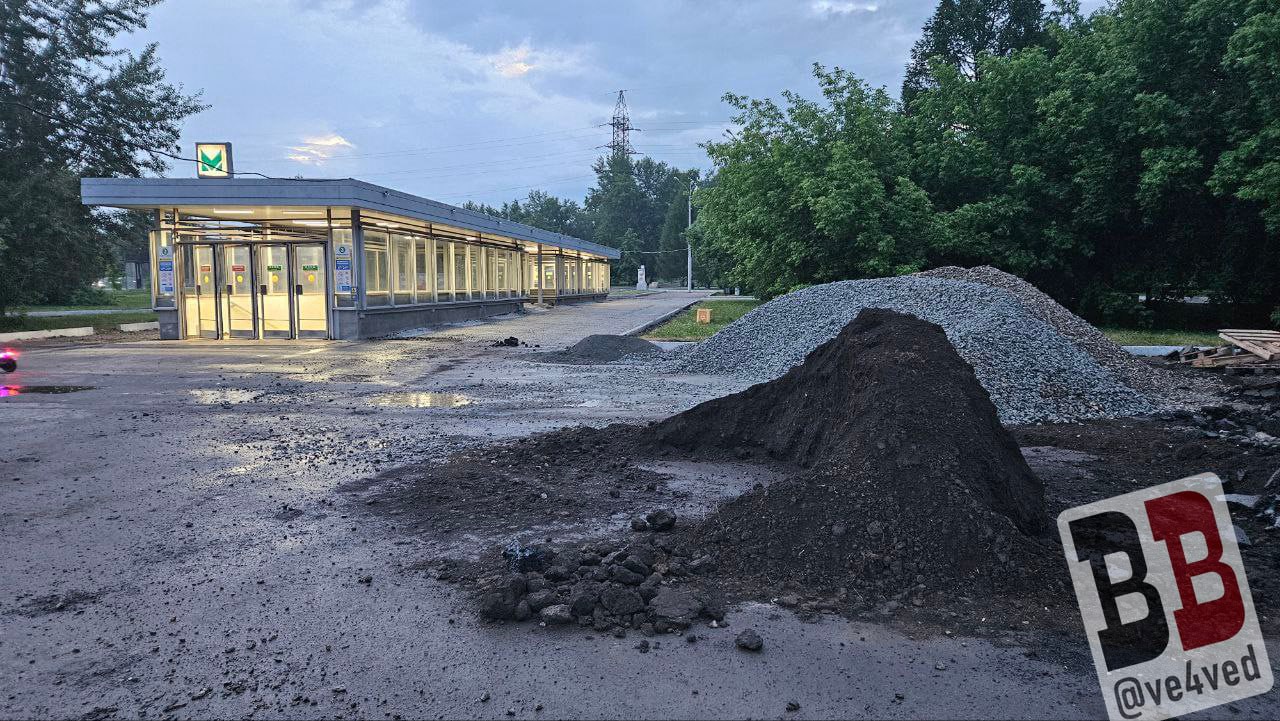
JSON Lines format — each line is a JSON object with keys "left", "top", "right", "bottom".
{"left": 196, "top": 142, "right": 233, "bottom": 178}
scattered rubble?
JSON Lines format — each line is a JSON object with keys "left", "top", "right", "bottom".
{"left": 476, "top": 516, "right": 727, "bottom": 635}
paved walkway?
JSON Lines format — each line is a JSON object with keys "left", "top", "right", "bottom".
{"left": 404, "top": 291, "right": 712, "bottom": 346}
{"left": 5, "top": 307, "right": 150, "bottom": 318}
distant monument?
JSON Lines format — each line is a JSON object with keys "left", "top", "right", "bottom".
{"left": 636, "top": 265, "right": 647, "bottom": 290}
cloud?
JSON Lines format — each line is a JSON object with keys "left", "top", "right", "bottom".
{"left": 287, "top": 134, "right": 355, "bottom": 165}
{"left": 491, "top": 46, "right": 535, "bottom": 77}
{"left": 809, "top": 0, "right": 880, "bottom": 16}
{"left": 486, "top": 41, "right": 589, "bottom": 79}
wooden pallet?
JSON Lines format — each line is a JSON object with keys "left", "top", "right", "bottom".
{"left": 1182, "top": 345, "right": 1256, "bottom": 367}
{"left": 1219, "top": 329, "right": 1280, "bottom": 362}
{"left": 1225, "top": 364, "right": 1280, "bottom": 376}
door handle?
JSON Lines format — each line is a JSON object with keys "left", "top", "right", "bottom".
{"left": 295, "top": 284, "right": 304, "bottom": 296}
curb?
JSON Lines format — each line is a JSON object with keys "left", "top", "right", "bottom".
{"left": 119, "top": 321, "right": 160, "bottom": 332}
{"left": 622, "top": 297, "right": 707, "bottom": 337}
{"left": 0, "top": 326, "right": 95, "bottom": 342}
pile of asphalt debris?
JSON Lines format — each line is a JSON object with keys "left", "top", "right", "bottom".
{"left": 479, "top": 509, "right": 724, "bottom": 637}
{"left": 471, "top": 310, "right": 1065, "bottom": 635}
{"left": 524, "top": 334, "right": 661, "bottom": 365}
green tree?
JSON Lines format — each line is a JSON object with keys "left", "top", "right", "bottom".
{"left": 462, "top": 190, "right": 592, "bottom": 240}
{"left": 902, "top": 0, "right": 1047, "bottom": 104}
{"left": 585, "top": 153, "right": 695, "bottom": 285}
{"left": 0, "top": 0, "right": 204, "bottom": 314}
{"left": 697, "top": 65, "right": 936, "bottom": 299}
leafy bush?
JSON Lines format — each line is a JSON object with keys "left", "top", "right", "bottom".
{"left": 64, "top": 286, "right": 114, "bottom": 307}
{"left": 1080, "top": 288, "right": 1154, "bottom": 329}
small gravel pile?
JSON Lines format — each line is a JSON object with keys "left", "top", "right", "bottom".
{"left": 918, "top": 266, "right": 1218, "bottom": 397}
{"left": 528, "top": 334, "right": 661, "bottom": 365}
{"left": 670, "top": 276, "right": 1156, "bottom": 424}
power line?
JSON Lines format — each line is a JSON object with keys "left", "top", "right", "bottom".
{"left": 618, "top": 246, "right": 691, "bottom": 254}
{"left": 431, "top": 174, "right": 597, "bottom": 201}
{"left": 0, "top": 99, "right": 329, "bottom": 181}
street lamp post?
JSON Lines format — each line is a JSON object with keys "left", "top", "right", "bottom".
{"left": 686, "top": 178, "right": 695, "bottom": 292}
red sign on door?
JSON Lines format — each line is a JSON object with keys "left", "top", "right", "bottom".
{"left": 231, "top": 265, "right": 246, "bottom": 272}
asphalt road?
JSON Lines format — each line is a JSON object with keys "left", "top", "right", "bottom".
{"left": 0, "top": 293, "right": 1269, "bottom": 719}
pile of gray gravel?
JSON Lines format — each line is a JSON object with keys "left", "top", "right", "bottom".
{"left": 917, "top": 266, "right": 1219, "bottom": 397}
{"left": 668, "top": 276, "right": 1159, "bottom": 425}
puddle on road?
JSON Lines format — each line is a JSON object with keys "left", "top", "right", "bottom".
{"left": 189, "top": 388, "right": 260, "bottom": 404}
{"left": 0, "top": 385, "right": 95, "bottom": 397}
{"left": 368, "top": 392, "right": 473, "bottom": 408}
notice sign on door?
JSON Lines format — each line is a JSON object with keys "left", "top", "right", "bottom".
{"left": 231, "top": 264, "right": 246, "bottom": 272}
{"left": 158, "top": 260, "right": 175, "bottom": 294}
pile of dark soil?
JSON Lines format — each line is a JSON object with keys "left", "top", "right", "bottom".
{"left": 652, "top": 309, "right": 1056, "bottom": 599}
{"left": 527, "top": 334, "right": 661, "bottom": 365}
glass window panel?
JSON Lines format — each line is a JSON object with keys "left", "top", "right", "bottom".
{"left": 415, "top": 237, "right": 430, "bottom": 297}
{"left": 486, "top": 247, "right": 497, "bottom": 298}
{"left": 454, "top": 243, "right": 468, "bottom": 299}
{"left": 435, "top": 241, "right": 449, "bottom": 300}
{"left": 392, "top": 233, "right": 413, "bottom": 304}
{"left": 363, "top": 230, "right": 390, "bottom": 307}
{"left": 469, "top": 246, "right": 480, "bottom": 300}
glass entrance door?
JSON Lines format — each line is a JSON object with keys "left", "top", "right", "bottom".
{"left": 218, "top": 245, "right": 256, "bottom": 339}
{"left": 181, "top": 244, "right": 219, "bottom": 339}
{"left": 293, "top": 244, "right": 327, "bottom": 339}
{"left": 256, "top": 244, "right": 292, "bottom": 339}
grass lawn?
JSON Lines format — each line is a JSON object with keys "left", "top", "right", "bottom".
{"left": 1101, "top": 327, "right": 1224, "bottom": 347}
{"left": 0, "top": 310, "right": 157, "bottom": 334}
{"left": 644, "top": 299, "right": 763, "bottom": 341}
{"left": 14, "top": 289, "right": 152, "bottom": 312}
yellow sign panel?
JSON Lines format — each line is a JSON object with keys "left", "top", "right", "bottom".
{"left": 196, "top": 142, "right": 233, "bottom": 178}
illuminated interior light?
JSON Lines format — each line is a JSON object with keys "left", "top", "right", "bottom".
{"left": 282, "top": 210, "right": 324, "bottom": 215}
{"left": 292, "top": 220, "right": 328, "bottom": 226}
{"left": 211, "top": 209, "right": 254, "bottom": 215}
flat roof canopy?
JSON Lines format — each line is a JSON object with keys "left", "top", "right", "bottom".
{"left": 81, "top": 177, "right": 620, "bottom": 260}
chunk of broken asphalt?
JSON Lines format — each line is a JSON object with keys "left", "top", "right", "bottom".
{"left": 734, "top": 629, "right": 763, "bottom": 652}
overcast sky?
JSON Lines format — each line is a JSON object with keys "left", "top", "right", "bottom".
{"left": 121, "top": 0, "right": 1091, "bottom": 207}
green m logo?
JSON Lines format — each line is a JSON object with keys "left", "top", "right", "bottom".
{"left": 196, "top": 142, "right": 232, "bottom": 177}
{"left": 199, "top": 148, "right": 224, "bottom": 173}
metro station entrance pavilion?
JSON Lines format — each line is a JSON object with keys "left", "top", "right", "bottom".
{"left": 80, "top": 178, "right": 619, "bottom": 340}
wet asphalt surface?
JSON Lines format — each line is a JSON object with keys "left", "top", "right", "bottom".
{"left": 0, "top": 293, "right": 1271, "bottom": 720}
